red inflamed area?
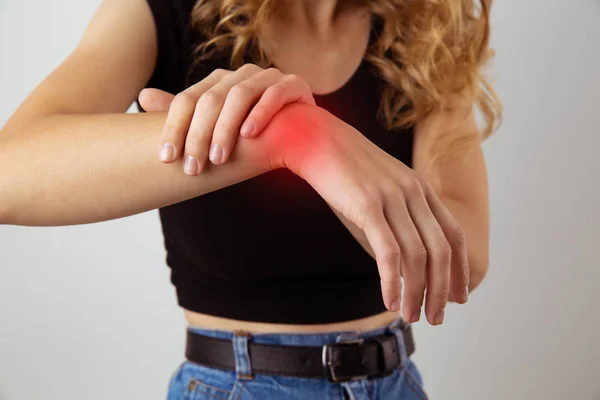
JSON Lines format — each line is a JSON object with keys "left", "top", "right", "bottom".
{"left": 266, "top": 104, "right": 326, "bottom": 173}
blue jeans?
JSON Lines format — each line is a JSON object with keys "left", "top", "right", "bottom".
{"left": 166, "top": 317, "right": 428, "bottom": 399}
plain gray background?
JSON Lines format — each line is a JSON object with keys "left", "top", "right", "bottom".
{"left": 1, "top": 0, "right": 599, "bottom": 399}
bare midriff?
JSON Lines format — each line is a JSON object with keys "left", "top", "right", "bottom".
{"left": 183, "top": 309, "right": 399, "bottom": 334}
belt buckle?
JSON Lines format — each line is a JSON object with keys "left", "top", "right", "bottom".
{"left": 321, "top": 338, "right": 367, "bottom": 383}
{"left": 370, "top": 334, "right": 402, "bottom": 379}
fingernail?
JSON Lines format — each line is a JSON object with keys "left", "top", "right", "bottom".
{"left": 240, "top": 120, "right": 255, "bottom": 137}
{"left": 159, "top": 143, "right": 175, "bottom": 162}
{"left": 184, "top": 155, "right": 199, "bottom": 175}
{"left": 209, "top": 143, "right": 223, "bottom": 164}
{"left": 461, "top": 286, "right": 469, "bottom": 303}
{"left": 435, "top": 308, "right": 445, "bottom": 325}
{"left": 411, "top": 311, "right": 421, "bottom": 322}
{"left": 390, "top": 298, "right": 400, "bottom": 312}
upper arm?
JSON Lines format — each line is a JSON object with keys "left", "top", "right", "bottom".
{"left": 412, "top": 98, "right": 488, "bottom": 208}
{"left": 2, "top": 0, "right": 158, "bottom": 134}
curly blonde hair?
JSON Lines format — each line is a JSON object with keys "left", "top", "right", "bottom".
{"left": 189, "top": 0, "right": 501, "bottom": 141}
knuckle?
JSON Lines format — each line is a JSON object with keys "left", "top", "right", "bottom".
{"left": 239, "top": 63, "right": 260, "bottom": 73}
{"left": 286, "top": 73, "right": 311, "bottom": 92}
{"left": 265, "top": 67, "right": 282, "bottom": 76}
{"left": 382, "top": 244, "right": 401, "bottom": 265}
{"left": 436, "top": 239, "right": 452, "bottom": 265}
{"left": 199, "top": 90, "right": 224, "bottom": 107}
{"left": 413, "top": 171, "right": 429, "bottom": 187}
{"left": 381, "top": 180, "right": 404, "bottom": 197}
{"left": 379, "top": 262, "right": 402, "bottom": 283}
{"left": 407, "top": 243, "right": 428, "bottom": 267}
{"left": 462, "top": 261, "right": 470, "bottom": 280}
{"left": 288, "top": 73, "right": 309, "bottom": 88}
{"left": 285, "top": 73, "right": 302, "bottom": 83}
{"left": 380, "top": 274, "right": 401, "bottom": 285}
{"left": 358, "top": 193, "right": 382, "bottom": 214}
{"left": 172, "top": 92, "right": 195, "bottom": 108}
{"left": 462, "top": 261, "right": 470, "bottom": 281}
{"left": 265, "top": 84, "right": 286, "bottom": 102}
{"left": 211, "top": 68, "right": 228, "bottom": 78}
{"left": 452, "top": 224, "right": 467, "bottom": 247}
{"left": 230, "top": 83, "right": 254, "bottom": 100}
{"left": 403, "top": 176, "right": 423, "bottom": 196}
{"left": 419, "top": 178, "right": 433, "bottom": 194}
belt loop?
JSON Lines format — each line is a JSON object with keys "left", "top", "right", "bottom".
{"left": 335, "top": 331, "right": 360, "bottom": 343}
{"left": 232, "top": 330, "right": 254, "bottom": 380}
{"left": 390, "top": 318, "right": 408, "bottom": 368}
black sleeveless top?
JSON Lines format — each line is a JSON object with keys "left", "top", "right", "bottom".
{"left": 140, "top": 0, "right": 414, "bottom": 324}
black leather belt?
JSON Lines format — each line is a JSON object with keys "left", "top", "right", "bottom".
{"left": 185, "top": 324, "right": 415, "bottom": 383}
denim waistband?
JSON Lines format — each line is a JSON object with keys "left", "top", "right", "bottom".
{"left": 186, "top": 315, "right": 411, "bottom": 379}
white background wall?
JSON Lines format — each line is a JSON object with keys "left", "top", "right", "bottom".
{"left": 1, "top": 0, "right": 599, "bottom": 399}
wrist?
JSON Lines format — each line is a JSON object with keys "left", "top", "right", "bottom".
{"left": 261, "top": 102, "right": 327, "bottom": 174}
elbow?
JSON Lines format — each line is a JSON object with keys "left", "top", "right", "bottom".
{"left": 0, "top": 181, "right": 13, "bottom": 225}
{"left": 0, "top": 137, "right": 15, "bottom": 225}
{"left": 0, "top": 203, "right": 11, "bottom": 226}
{"left": 468, "top": 252, "right": 489, "bottom": 293}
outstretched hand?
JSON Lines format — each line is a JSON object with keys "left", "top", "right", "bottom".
{"left": 266, "top": 104, "right": 470, "bottom": 325}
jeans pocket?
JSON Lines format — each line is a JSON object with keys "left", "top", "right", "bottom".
{"left": 185, "top": 378, "right": 235, "bottom": 400}
{"left": 174, "top": 362, "right": 239, "bottom": 400}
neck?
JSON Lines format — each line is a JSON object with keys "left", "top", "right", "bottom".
{"left": 275, "top": 0, "right": 356, "bottom": 34}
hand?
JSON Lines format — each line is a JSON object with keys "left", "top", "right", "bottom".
{"left": 138, "top": 64, "right": 315, "bottom": 175}
{"left": 266, "top": 103, "right": 470, "bottom": 325}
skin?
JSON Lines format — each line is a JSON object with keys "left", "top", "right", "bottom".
{"left": 0, "top": 0, "right": 489, "bottom": 332}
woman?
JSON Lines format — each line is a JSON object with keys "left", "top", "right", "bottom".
{"left": 0, "top": 0, "right": 500, "bottom": 398}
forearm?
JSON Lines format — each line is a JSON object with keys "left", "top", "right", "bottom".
{"left": 411, "top": 104, "right": 490, "bottom": 301}
{"left": 0, "top": 111, "right": 278, "bottom": 226}
{"left": 441, "top": 196, "right": 489, "bottom": 294}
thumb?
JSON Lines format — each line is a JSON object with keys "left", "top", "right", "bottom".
{"left": 138, "top": 88, "right": 176, "bottom": 112}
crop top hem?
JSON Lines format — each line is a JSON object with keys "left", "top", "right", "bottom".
{"left": 174, "top": 279, "right": 388, "bottom": 325}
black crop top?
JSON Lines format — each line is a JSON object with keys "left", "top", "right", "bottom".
{"left": 140, "top": 0, "right": 414, "bottom": 324}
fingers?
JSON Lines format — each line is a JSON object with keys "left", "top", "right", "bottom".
{"left": 158, "top": 69, "right": 228, "bottom": 165}
{"left": 211, "top": 70, "right": 316, "bottom": 164}
{"left": 138, "top": 88, "right": 175, "bottom": 112}
{"left": 357, "top": 177, "right": 455, "bottom": 326}
{"left": 183, "top": 65, "right": 262, "bottom": 173}
{"left": 422, "top": 181, "right": 470, "bottom": 305}
{"left": 158, "top": 63, "right": 315, "bottom": 172}
{"left": 361, "top": 204, "right": 403, "bottom": 312}
{"left": 240, "top": 74, "right": 316, "bottom": 138}
{"left": 183, "top": 85, "right": 227, "bottom": 174}
{"left": 210, "top": 68, "right": 283, "bottom": 164}
{"left": 404, "top": 178, "right": 451, "bottom": 326}
{"left": 382, "top": 194, "right": 427, "bottom": 324}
